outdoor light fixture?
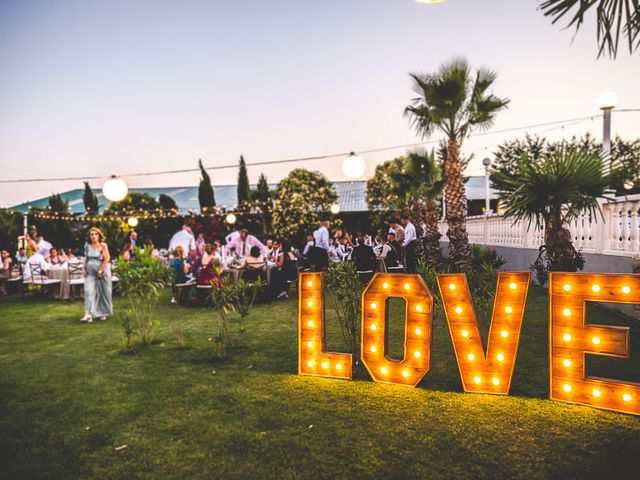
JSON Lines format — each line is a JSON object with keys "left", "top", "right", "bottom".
{"left": 597, "top": 91, "right": 618, "bottom": 110}
{"left": 127, "top": 217, "right": 139, "bottom": 227}
{"left": 342, "top": 152, "right": 366, "bottom": 179}
{"left": 361, "top": 275, "right": 433, "bottom": 387}
{"left": 298, "top": 272, "right": 353, "bottom": 380}
{"left": 330, "top": 203, "right": 341, "bottom": 215}
{"left": 296, "top": 271, "right": 640, "bottom": 416}
{"left": 102, "top": 175, "right": 128, "bottom": 202}
{"left": 550, "top": 272, "right": 640, "bottom": 415}
{"left": 437, "top": 273, "right": 530, "bottom": 394}
{"left": 225, "top": 213, "right": 237, "bottom": 225}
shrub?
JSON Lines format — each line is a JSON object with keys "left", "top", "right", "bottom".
{"left": 116, "top": 247, "right": 169, "bottom": 348}
{"left": 325, "top": 261, "right": 363, "bottom": 356}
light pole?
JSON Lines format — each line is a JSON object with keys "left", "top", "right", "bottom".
{"left": 482, "top": 157, "right": 491, "bottom": 216}
{"left": 597, "top": 92, "right": 618, "bottom": 165}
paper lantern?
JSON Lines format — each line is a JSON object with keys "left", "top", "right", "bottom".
{"left": 298, "top": 272, "right": 352, "bottom": 380}
{"left": 361, "top": 274, "right": 433, "bottom": 387}
{"left": 550, "top": 273, "right": 640, "bottom": 415}
{"left": 437, "top": 272, "right": 530, "bottom": 394}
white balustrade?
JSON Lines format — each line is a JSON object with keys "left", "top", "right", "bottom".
{"left": 437, "top": 194, "right": 640, "bottom": 258}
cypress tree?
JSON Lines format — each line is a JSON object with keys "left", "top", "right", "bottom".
{"left": 198, "top": 159, "right": 216, "bottom": 211}
{"left": 82, "top": 181, "right": 99, "bottom": 213}
{"left": 254, "top": 173, "right": 270, "bottom": 201}
{"left": 237, "top": 155, "right": 250, "bottom": 204}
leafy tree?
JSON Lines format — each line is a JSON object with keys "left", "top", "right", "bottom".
{"left": 493, "top": 134, "right": 640, "bottom": 194}
{"left": 366, "top": 152, "right": 443, "bottom": 266}
{"left": 237, "top": 155, "right": 250, "bottom": 204}
{"left": 272, "top": 169, "right": 338, "bottom": 246}
{"left": 198, "top": 159, "right": 216, "bottom": 211}
{"left": 0, "top": 210, "right": 22, "bottom": 253}
{"left": 106, "top": 192, "right": 160, "bottom": 212}
{"left": 48, "top": 193, "right": 69, "bottom": 213}
{"left": 82, "top": 181, "right": 100, "bottom": 213}
{"left": 405, "top": 57, "right": 509, "bottom": 272}
{"left": 540, "top": 0, "right": 640, "bottom": 58}
{"left": 491, "top": 147, "right": 617, "bottom": 285}
{"left": 158, "top": 193, "right": 178, "bottom": 211}
{"left": 249, "top": 173, "right": 273, "bottom": 237}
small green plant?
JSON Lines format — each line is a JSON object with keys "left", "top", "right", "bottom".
{"left": 325, "top": 261, "right": 363, "bottom": 356}
{"left": 466, "top": 245, "right": 507, "bottom": 336}
{"left": 116, "top": 247, "right": 169, "bottom": 348}
{"left": 210, "top": 270, "right": 238, "bottom": 359}
{"left": 416, "top": 258, "right": 441, "bottom": 322}
{"left": 121, "top": 315, "right": 135, "bottom": 353}
{"left": 234, "top": 278, "right": 262, "bottom": 332}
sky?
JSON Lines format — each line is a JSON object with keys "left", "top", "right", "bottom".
{"left": 0, "top": 0, "right": 639, "bottom": 207}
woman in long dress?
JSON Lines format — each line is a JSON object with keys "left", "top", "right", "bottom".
{"left": 81, "top": 227, "right": 113, "bottom": 322}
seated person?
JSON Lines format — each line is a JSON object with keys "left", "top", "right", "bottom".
{"left": 378, "top": 232, "right": 401, "bottom": 269}
{"left": 241, "top": 246, "right": 267, "bottom": 270}
{"left": 48, "top": 248, "right": 68, "bottom": 266}
{"left": 0, "top": 250, "right": 13, "bottom": 296}
{"left": 241, "top": 246, "right": 267, "bottom": 283}
{"left": 351, "top": 233, "right": 377, "bottom": 272}
{"left": 198, "top": 244, "right": 221, "bottom": 284}
{"left": 15, "top": 248, "right": 28, "bottom": 264}
{"left": 336, "top": 237, "right": 351, "bottom": 261}
{"left": 22, "top": 251, "right": 51, "bottom": 279}
{"left": 171, "top": 246, "right": 191, "bottom": 304}
{"left": 270, "top": 240, "right": 297, "bottom": 300}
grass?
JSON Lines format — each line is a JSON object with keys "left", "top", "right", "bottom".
{"left": 1, "top": 286, "right": 639, "bottom": 479}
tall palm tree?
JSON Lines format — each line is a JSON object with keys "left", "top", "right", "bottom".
{"left": 405, "top": 58, "right": 509, "bottom": 272}
{"left": 540, "top": 0, "right": 640, "bottom": 58}
{"left": 491, "top": 147, "right": 616, "bottom": 285}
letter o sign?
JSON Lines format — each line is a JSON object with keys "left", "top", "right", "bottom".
{"left": 361, "top": 274, "right": 433, "bottom": 387}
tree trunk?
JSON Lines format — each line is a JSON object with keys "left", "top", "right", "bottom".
{"left": 444, "top": 139, "right": 470, "bottom": 272}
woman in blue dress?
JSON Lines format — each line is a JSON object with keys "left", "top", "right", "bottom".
{"left": 80, "top": 227, "right": 113, "bottom": 322}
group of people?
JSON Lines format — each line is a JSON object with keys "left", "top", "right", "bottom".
{"left": 0, "top": 214, "right": 423, "bottom": 318}
{"left": 303, "top": 215, "right": 419, "bottom": 275}
{"left": 167, "top": 224, "right": 299, "bottom": 302}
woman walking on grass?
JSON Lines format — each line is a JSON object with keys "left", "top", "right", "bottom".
{"left": 80, "top": 227, "right": 113, "bottom": 323}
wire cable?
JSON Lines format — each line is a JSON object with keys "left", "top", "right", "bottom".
{"left": 0, "top": 111, "right": 636, "bottom": 184}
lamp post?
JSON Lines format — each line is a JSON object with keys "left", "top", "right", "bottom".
{"left": 482, "top": 158, "right": 491, "bottom": 216}
{"left": 597, "top": 92, "right": 618, "bottom": 164}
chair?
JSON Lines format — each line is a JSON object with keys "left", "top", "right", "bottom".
{"left": 68, "top": 262, "right": 85, "bottom": 298}
{"left": 242, "top": 263, "right": 267, "bottom": 285}
{"left": 23, "top": 262, "right": 61, "bottom": 295}
{"left": 356, "top": 270, "right": 375, "bottom": 285}
{"left": 387, "top": 263, "right": 405, "bottom": 274}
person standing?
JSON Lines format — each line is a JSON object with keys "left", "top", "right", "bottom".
{"left": 310, "top": 219, "right": 330, "bottom": 271}
{"left": 401, "top": 215, "right": 417, "bottom": 274}
{"left": 225, "top": 228, "right": 266, "bottom": 258}
{"left": 0, "top": 250, "right": 12, "bottom": 296}
{"left": 169, "top": 223, "right": 196, "bottom": 259}
{"left": 81, "top": 227, "right": 112, "bottom": 323}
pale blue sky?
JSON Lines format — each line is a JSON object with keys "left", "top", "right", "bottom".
{"left": 1, "top": 0, "right": 639, "bottom": 205}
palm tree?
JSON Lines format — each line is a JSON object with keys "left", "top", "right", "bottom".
{"left": 405, "top": 58, "right": 509, "bottom": 272}
{"left": 491, "top": 147, "right": 616, "bottom": 285}
{"left": 403, "top": 150, "right": 444, "bottom": 268}
{"left": 540, "top": 0, "right": 640, "bottom": 58}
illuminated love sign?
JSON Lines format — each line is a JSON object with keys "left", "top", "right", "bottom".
{"left": 298, "top": 272, "right": 640, "bottom": 416}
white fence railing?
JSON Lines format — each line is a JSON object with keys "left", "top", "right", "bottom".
{"left": 438, "top": 194, "right": 640, "bottom": 258}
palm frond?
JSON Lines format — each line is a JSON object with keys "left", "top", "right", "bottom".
{"left": 540, "top": 0, "right": 640, "bottom": 57}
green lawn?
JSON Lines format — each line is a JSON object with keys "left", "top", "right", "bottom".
{"left": 1, "top": 287, "right": 639, "bottom": 479}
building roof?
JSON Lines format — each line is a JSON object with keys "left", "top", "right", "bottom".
{"left": 10, "top": 177, "right": 495, "bottom": 214}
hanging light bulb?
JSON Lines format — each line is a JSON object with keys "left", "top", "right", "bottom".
{"left": 102, "top": 175, "right": 128, "bottom": 202}
{"left": 330, "top": 203, "right": 341, "bottom": 215}
{"left": 225, "top": 213, "right": 237, "bottom": 225}
{"left": 342, "top": 152, "right": 366, "bottom": 179}
{"left": 127, "top": 217, "right": 139, "bottom": 227}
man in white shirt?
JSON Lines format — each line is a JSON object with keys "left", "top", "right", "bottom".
{"left": 23, "top": 253, "right": 51, "bottom": 279}
{"left": 225, "top": 229, "right": 266, "bottom": 258}
{"left": 401, "top": 215, "right": 417, "bottom": 273}
{"left": 169, "top": 224, "right": 196, "bottom": 259}
{"left": 310, "top": 220, "right": 330, "bottom": 270}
